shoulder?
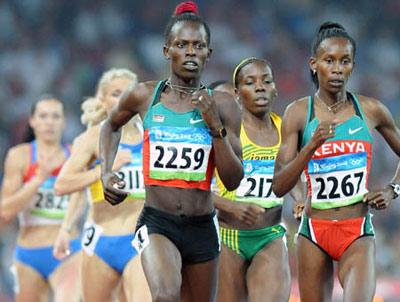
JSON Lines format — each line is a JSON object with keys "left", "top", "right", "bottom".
{"left": 127, "top": 81, "right": 160, "bottom": 103}
{"left": 355, "top": 94, "right": 388, "bottom": 118}
{"left": 285, "top": 96, "right": 309, "bottom": 114}
{"left": 354, "top": 94, "right": 383, "bottom": 112}
{"left": 7, "top": 143, "right": 30, "bottom": 159}
{"left": 282, "top": 97, "right": 309, "bottom": 130}
{"left": 123, "top": 81, "right": 161, "bottom": 113}
{"left": 213, "top": 90, "right": 240, "bottom": 115}
{"left": 355, "top": 94, "right": 394, "bottom": 127}
{"left": 4, "top": 143, "right": 30, "bottom": 171}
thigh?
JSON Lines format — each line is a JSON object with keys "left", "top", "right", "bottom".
{"left": 81, "top": 252, "right": 121, "bottom": 302}
{"left": 181, "top": 257, "right": 219, "bottom": 302}
{"left": 121, "top": 254, "right": 151, "bottom": 302}
{"left": 216, "top": 245, "right": 247, "bottom": 302}
{"left": 141, "top": 233, "right": 182, "bottom": 301}
{"left": 247, "top": 238, "right": 290, "bottom": 302}
{"left": 338, "top": 236, "right": 375, "bottom": 302}
{"left": 49, "top": 252, "right": 81, "bottom": 302}
{"left": 14, "top": 262, "right": 49, "bottom": 302}
{"left": 297, "top": 236, "right": 334, "bottom": 302}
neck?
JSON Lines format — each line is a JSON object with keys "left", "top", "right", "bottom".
{"left": 169, "top": 73, "right": 201, "bottom": 88}
{"left": 35, "top": 138, "right": 61, "bottom": 153}
{"left": 316, "top": 89, "right": 347, "bottom": 105}
{"left": 242, "top": 109, "right": 272, "bottom": 130}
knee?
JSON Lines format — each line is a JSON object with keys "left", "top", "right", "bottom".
{"left": 152, "top": 287, "right": 180, "bottom": 302}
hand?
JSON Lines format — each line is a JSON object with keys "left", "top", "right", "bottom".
{"left": 101, "top": 172, "right": 128, "bottom": 206}
{"left": 190, "top": 91, "right": 223, "bottom": 131}
{"left": 112, "top": 149, "right": 132, "bottom": 171}
{"left": 308, "top": 121, "right": 336, "bottom": 151}
{"left": 230, "top": 202, "right": 265, "bottom": 226}
{"left": 53, "top": 228, "right": 71, "bottom": 260}
{"left": 293, "top": 201, "right": 305, "bottom": 220}
{"left": 363, "top": 186, "right": 394, "bottom": 210}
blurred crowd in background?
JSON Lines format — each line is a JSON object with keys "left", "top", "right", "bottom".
{"left": 0, "top": 0, "right": 399, "bottom": 300}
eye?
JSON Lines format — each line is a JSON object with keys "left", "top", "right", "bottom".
{"left": 264, "top": 80, "right": 272, "bottom": 84}
{"left": 342, "top": 58, "right": 350, "bottom": 65}
{"left": 195, "top": 43, "right": 205, "bottom": 49}
{"left": 325, "top": 58, "right": 333, "bottom": 64}
{"left": 111, "top": 90, "right": 122, "bottom": 97}
{"left": 177, "top": 43, "right": 184, "bottom": 48}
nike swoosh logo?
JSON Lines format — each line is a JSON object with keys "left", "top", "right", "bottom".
{"left": 348, "top": 127, "right": 363, "bottom": 135}
{"left": 190, "top": 118, "right": 203, "bottom": 124}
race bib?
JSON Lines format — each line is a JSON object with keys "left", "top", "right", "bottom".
{"left": 30, "top": 186, "right": 69, "bottom": 219}
{"left": 82, "top": 222, "right": 104, "bottom": 256}
{"left": 116, "top": 165, "right": 145, "bottom": 199}
{"left": 235, "top": 160, "right": 283, "bottom": 206}
{"left": 308, "top": 152, "right": 368, "bottom": 205}
{"left": 148, "top": 126, "right": 212, "bottom": 181}
{"left": 131, "top": 225, "right": 150, "bottom": 254}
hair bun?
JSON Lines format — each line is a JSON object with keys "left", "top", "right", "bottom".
{"left": 318, "top": 21, "right": 345, "bottom": 33}
{"left": 174, "top": 1, "right": 199, "bottom": 15}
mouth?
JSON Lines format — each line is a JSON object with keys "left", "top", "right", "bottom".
{"left": 328, "top": 79, "right": 344, "bottom": 87}
{"left": 254, "top": 96, "right": 270, "bottom": 106}
{"left": 182, "top": 61, "right": 199, "bottom": 71}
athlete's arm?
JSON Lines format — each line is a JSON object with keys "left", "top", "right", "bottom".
{"left": 53, "top": 191, "right": 86, "bottom": 260}
{"left": 100, "top": 82, "right": 150, "bottom": 205}
{"left": 55, "top": 128, "right": 99, "bottom": 195}
{"left": 272, "top": 100, "right": 334, "bottom": 197}
{"left": 193, "top": 90, "right": 243, "bottom": 190}
{"left": 290, "top": 179, "right": 306, "bottom": 220}
{"left": 0, "top": 146, "right": 46, "bottom": 222}
{"left": 213, "top": 194, "right": 264, "bottom": 225}
{"left": 361, "top": 96, "right": 400, "bottom": 208}
{"left": 213, "top": 92, "right": 243, "bottom": 190}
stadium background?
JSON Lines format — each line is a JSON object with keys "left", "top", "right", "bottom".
{"left": 0, "top": 0, "right": 399, "bottom": 300}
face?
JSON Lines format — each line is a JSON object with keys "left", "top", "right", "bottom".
{"left": 163, "top": 21, "right": 211, "bottom": 79}
{"left": 29, "top": 99, "right": 65, "bottom": 142}
{"left": 100, "top": 77, "right": 132, "bottom": 114}
{"left": 310, "top": 37, "right": 354, "bottom": 93}
{"left": 236, "top": 61, "right": 277, "bottom": 117}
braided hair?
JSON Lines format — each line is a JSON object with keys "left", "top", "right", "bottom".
{"left": 310, "top": 22, "right": 356, "bottom": 87}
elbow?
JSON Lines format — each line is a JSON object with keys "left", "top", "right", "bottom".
{"left": 54, "top": 180, "right": 68, "bottom": 196}
{"left": 0, "top": 209, "right": 16, "bottom": 224}
{"left": 272, "top": 180, "right": 285, "bottom": 198}
{"left": 224, "top": 169, "right": 244, "bottom": 191}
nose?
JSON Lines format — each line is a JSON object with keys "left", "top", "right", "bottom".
{"left": 185, "top": 43, "right": 195, "bottom": 56}
{"left": 255, "top": 79, "right": 266, "bottom": 92}
{"left": 332, "top": 61, "right": 343, "bottom": 74}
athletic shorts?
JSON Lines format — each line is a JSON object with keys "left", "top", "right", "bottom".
{"left": 134, "top": 206, "right": 220, "bottom": 264}
{"left": 14, "top": 239, "right": 81, "bottom": 280}
{"left": 220, "top": 224, "right": 286, "bottom": 261}
{"left": 81, "top": 222, "right": 137, "bottom": 274}
{"left": 297, "top": 213, "right": 375, "bottom": 261}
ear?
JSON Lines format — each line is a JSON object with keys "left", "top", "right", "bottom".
{"left": 309, "top": 57, "right": 317, "bottom": 74}
{"left": 206, "top": 48, "right": 213, "bottom": 61}
{"left": 28, "top": 116, "right": 35, "bottom": 129}
{"left": 163, "top": 44, "right": 170, "bottom": 60}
